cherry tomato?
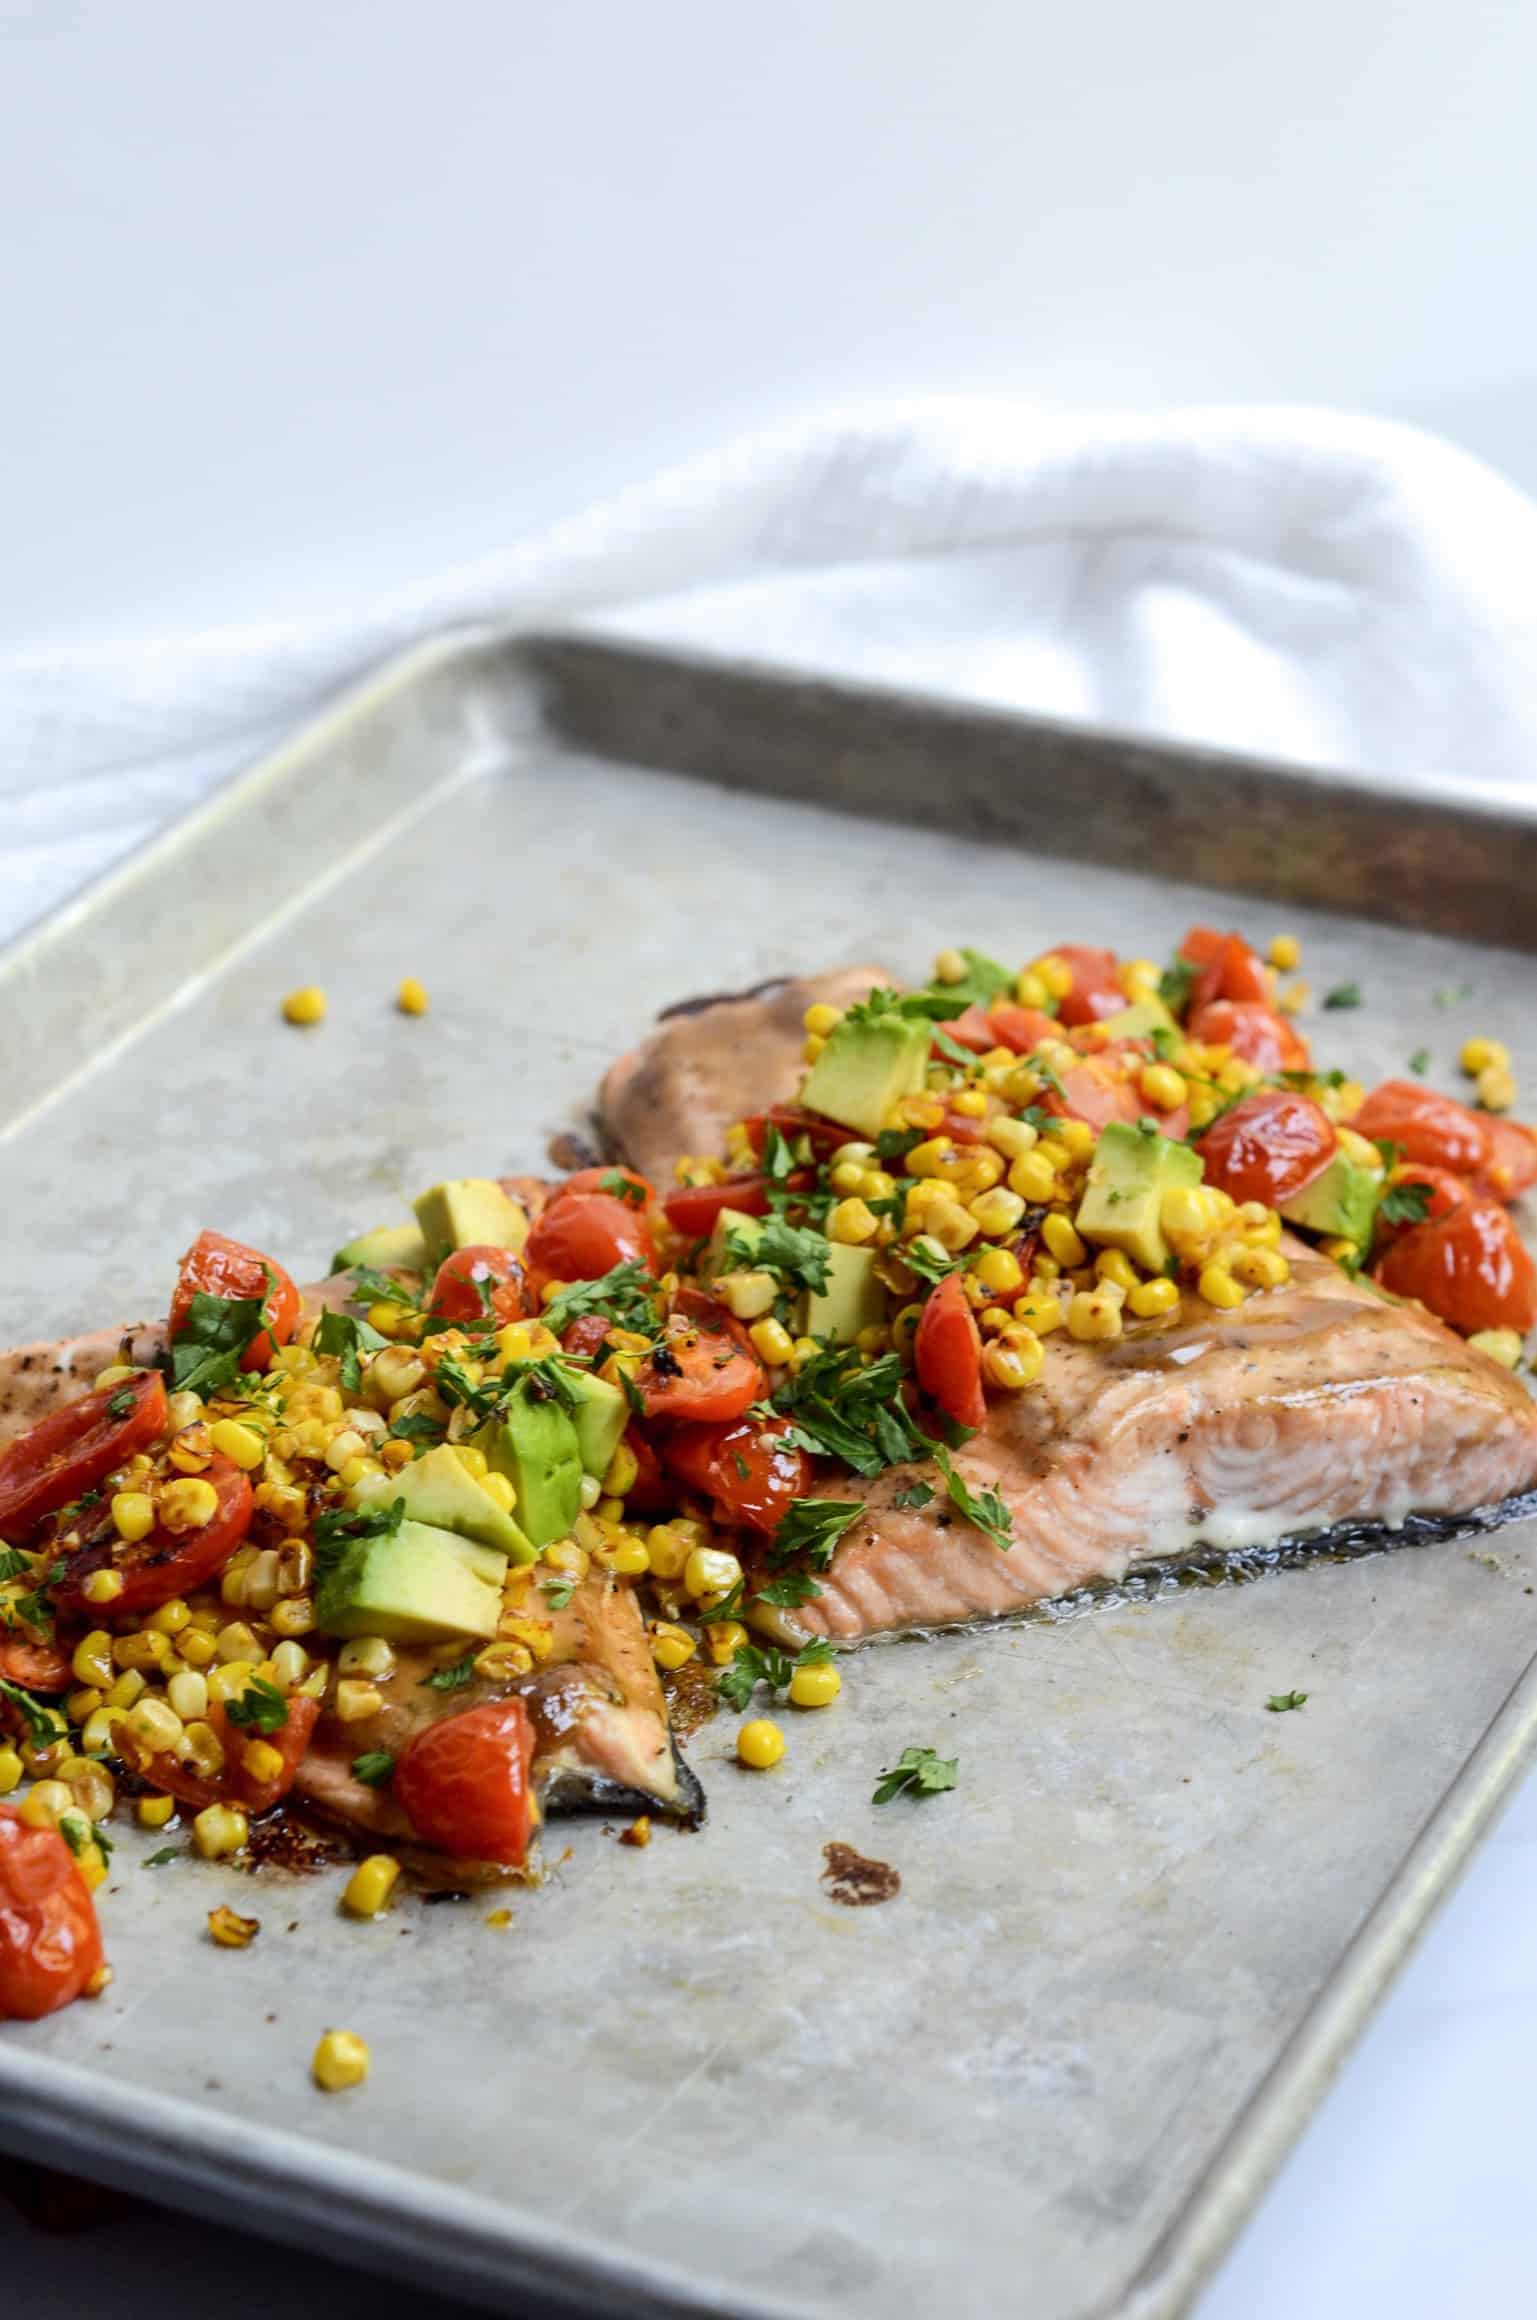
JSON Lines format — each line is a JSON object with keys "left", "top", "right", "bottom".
{"left": 1196, "top": 1089, "right": 1337, "bottom": 1207}
{"left": 0, "top": 1636, "right": 71, "bottom": 1693}
{"left": 394, "top": 1697, "right": 537, "bottom": 1867}
{"left": 662, "top": 1175, "right": 772, "bottom": 1237}
{"left": 618, "top": 1423, "right": 674, "bottom": 1516}
{"left": 1376, "top": 1199, "right": 1537, "bottom": 1335}
{"left": 428, "top": 1245, "right": 528, "bottom": 1328}
{"left": 524, "top": 1192, "right": 658, "bottom": 1289}
{"left": 938, "top": 1005, "right": 999, "bottom": 1055}
{"left": 661, "top": 1413, "right": 812, "bottom": 1533}
{"left": 1188, "top": 999, "right": 1310, "bottom": 1074}
{"left": 1350, "top": 1082, "right": 1491, "bottom": 1180}
{"left": 1371, "top": 1164, "right": 1469, "bottom": 1252}
{"left": 560, "top": 1313, "right": 614, "bottom": 1363}
{"left": 742, "top": 1108, "right": 856, "bottom": 1163}
{"left": 124, "top": 1693, "right": 322, "bottom": 1815}
{"left": 52, "top": 1454, "right": 254, "bottom": 1624}
{"left": 1483, "top": 1118, "right": 1537, "bottom": 1202}
{"left": 169, "top": 1231, "right": 299, "bottom": 1372}
{"left": 545, "top": 1165, "right": 657, "bottom": 1211}
{"left": 1183, "top": 928, "right": 1271, "bottom": 1014}
{"left": 985, "top": 1004, "right": 1060, "bottom": 1054}
{"left": 0, "top": 1807, "right": 104, "bottom": 2020}
{"left": 914, "top": 1272, "right": 987, "bottom": 1430}
{"left": 1052, "top": 946, "right": 1126, "bottom": 1028}
{"left": 633, "top": 1289, "right": 766, "bottom": 1425}
{"left": 1044, "top": 1048, "right": 1188, "bottom": 1140}
{"left": 1177, "top": 926, "right": 1227, "bottom": 966}
{"left": 0, "top": 1372, "right": 167, "bottom": 1544}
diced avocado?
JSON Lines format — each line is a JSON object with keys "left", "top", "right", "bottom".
{"left": 702, "top": 1206, "right": 764, "bottom": 1277}
{"left": 330, "top": 1221, "right": 430, "bottom": 1276}
{"left": 1096, "top": 994, "right": 1177, "bottom": 1044}
{"left": 799, "top": 1243, "right": 886, "bottom": 1346}
{"left": 473, "top": 1375, "right": 583, "bottom": 1551}
{"left": 559, "top": 1364, "right": 628, "bottom": 1481}
{"left": 1076, "top": 1119, "right": 1202, "bottom": 1274}
{"left": 349, "top": 1443, "right": 533, "bottom": 1563}
{"left": 801, "top": 1011, "right": 931, "bottom": 1139}
{"left": 1279, "top": 1151, "right": 1382, "bottom": 1249}
{"left": 413, "top": 1177, "right": 529, "bottom": 1259}
{"left": 315, "top": 1517, "right": 507, "bottom": 1643}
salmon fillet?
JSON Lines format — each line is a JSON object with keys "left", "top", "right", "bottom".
{"left": 775, "top": 1238, "right": 1537, "bottom": 1642}
{"left": 599, "top": 965, "right": 890, "bottom": 1182}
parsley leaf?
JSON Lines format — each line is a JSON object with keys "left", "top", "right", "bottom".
{"left": 921, "top": 948, "right": 1013, "bottom": 1012}
{"left": 931, "top": 1024, "right": 981, "bottom": 1071}
{"left": 540, "top": 1261, "right": 662, "bottom": 1340}
{"left": 143, "top": 1844, "right": 184, "bottom": 1868}
{"left": 727, "top": 1217, "right": 832, "bottom": 1296}
{"left": 312, "top": 1307, "right": 388, "bottom": 1394}
{"left": 872, "top": 1746, "right": 958, "bottom": 1804}
{"left": 843, "top": 984, "right": 969, "bottom": 1029}
{"left": 760, "top": 1123, "right": 797, "bottom": 1188}
{"left": 312, "top": 1496, "right": 406, "bottom": 1574}
{"left": 774, "top": 1348, "right": 924, "bottom": 1477}
{"left": 716, "top": 1637, "right": 835, "bottom": 1712}
{"left": 539, "top": 1576, "right": 577, "bottom": 1611}
{"left": 1380, "top": 1180, "right": 1433, "bottom": 1226}
{"left": 345, "top": 1264, "right": 426, "bottom": 1314}
{"left": 904, "top": 1239, "right": 968, "bottom": 1286}
{"left": 1266, "top": 1690, "right": 1309, "bottom": 1713}
{"left": 0, "top": 1675, "right": 66, "bottom": 1750}
{"left": 599, "top": 1171, "right": 647, "bottom": 1207}
{"left": 1322, "top": 982, "right": 1361, "bottom": 1011}
{"left": 388, "top": 1410, "right": 443, "bottom": 1446}
{"left": 892, "top": 1481, "right": 935, "bottom": 1511}
{"left": 167, "top": 1285, "right": 272, "bottom": 1397}
{"left": 106, "top": 1385, "right": 139, "bottom": 1419}
{"left": 223, "top": 1676, "right": 289, "bottom": 1734}
{"left": 697, "top": 1578, "right": 747, "bottom": 1624}
{"left": 0, "top": 1550, "right": 31, "bottom": 1586}
{"left": 421, "top": 1653, "right": 477, "bottom": 1692}
{"left": 1158, "top": 956, "right": 1199, "bottom": 1015}
{"left": 754, "top": 1570, "right": 825, "bottom": 1609}
{"left": 770, "top": 1498, "right": 862, "bottom": 1569}
{"left": 931, "top": 1446, "right": 1013, "bottom": 1552}
{"left": 1408, "top": 1047, "right": 1431, "bottom": 1077}
{"left": 350, "top": 1750, "right": 396, "bottom": 1788}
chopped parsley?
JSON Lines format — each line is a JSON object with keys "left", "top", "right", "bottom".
{"left": 1380, "top": 1179, "right": 1433, "bottom": 1226}
{"left": 697, "top": 1578, "right": 747, "bottom": 1624}
{"left": 843, "top": 984, "right": 968, "bottom": 1029}
{"left": 1158, "top": 955, "right": 1200, "bottom": 1015}
{"left": 0, "top": 1675, "right": 66, "bottom": 1750}
{"left": 770, "top": 1498, "right": 863, "bottom": 1570}
{"left": 1150, "top": 1025, "right": 1180, "bottom": 1062}
{"left": 540, "top": 1261, "right": 662, "bottom": 1340}
{"left": 1408, "top": 1047, "right": 1431, "bottom": 1077}
{"left": 312, "top": 1307, "right": 388, "bottom": 1393}
{"left": 931, "top": 1024, "right": 982, "bottom": 1070}
{"left": 350, "top": 1750, "right": 396, "bottom": 1788}
{"left": 105, "top": 1385, "right": 140, "bottom": 1419}
{"left": 142, "top": 1845, "right": 184, "bottom": 1869}
{"left": 727, "top": 1216, "right": 832, "bottom": 1295}
{"left": 1322, "top": 982, "right": 1361, "bottom": 1011}
{"left": 716, "top": 1637, "right": 836, "bottom": 1712}
{"left": 346, "top": 1264, "right": 426, "bottom": 1314}
{"left": 872, "top": 1746, "right": 958, "bottom": 1804}
{"left": 773, "top": 1348, "right": 927, "bottom": 1478}
{"left": 904, "top": 1238, "right": 968, "bottom": 1286}
{"left": 388, "top": 1411, "right": 444, "bottom": 1446}
{"left": 599, "top": 1171, "right": 647, "bottom": 1207}
{"left": 539, "top": 1576, "right": 577, "bottom": 1611}
{"left": 312, "top": 1496, "right": 406, "bottom": 1572}
{"left": 0, "top": 1549, "right": 32, "bottom": 1586}
{"left": 932, "top": 1447, "right": 1013, "bottom": 1553}
{"left": 920, "top": 947, "right": 1013, "bottom": 1013}
{"left": 892, "top": 1481, "right": 935, "bottom": 1511}
{"left": 755, "top": 1570, "right": 825, "bottom": 1609}
{"left": 166, "top": 1284, "right": 273, "bottom": 1397}
{"left": 420, "top": 1652, "right": 477, "bottom": 1692}
{"left": 223, "top": 1677, "right": 290, "bottom": 1734}
{"left": 1266, "top": 1690, "right": 1309, "bottom": 1713}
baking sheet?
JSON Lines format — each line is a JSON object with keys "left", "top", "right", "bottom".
{"left": 2, "top": 629, "right": 1537, "bottom": 2320}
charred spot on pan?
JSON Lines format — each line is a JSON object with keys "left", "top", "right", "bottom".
{"left": 245, "top": 1811, "right": 346, "bottom": 1876}
{"left": 821, "top": 1842, "right": 901, "bottom": 1907}
{"left": 656, "top": 977, "right": 790, "bottom": 1022}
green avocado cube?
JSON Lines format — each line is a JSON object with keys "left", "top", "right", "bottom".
{"left": 473, "top": 1375, "right": 583, "bottom": 1551}
{"left": 314, "top": 1517, "right": 507, "bottom": 1642}
{"left": 349, "top": 1443, "right": 534, "bottom": 1563}
{"left": 558, "top": 1364, "right": 628, "bottom": 1482}
{"left": 330, "top": 1220, "right": 430, "bottom": 1277}
{"left": 1095, "top": 995, "right": 1177, "bottom": 1043}
{"left": 1279, "top": 1151, "right": 1382, "bottom": 1249}
{"left": 798, "top": 1243, "right": 886, "bottom": 1346}
{"left": 1075, "top": 1120, "right": 1202, "bottom": 1274}
{"left": 800, "top": 1013, "right": 931, "bottom": 1139}
{"left": 413, "top": 1177, "right": 530, "bottom": 1260}
{"left": 701, "top": 1207, "right": 765, "bottom": 1276}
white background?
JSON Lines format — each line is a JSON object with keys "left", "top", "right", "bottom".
{"left": 4, "top": 3, "right": 1537, "bottom": 2314}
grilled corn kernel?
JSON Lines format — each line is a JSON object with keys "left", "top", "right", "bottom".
{"left": 748, "top": 1318, "right": 796, "bottom": 1366}
{"left": 114, "top": 1629, "right": 171, "bottom": 1672}
{"left": 168, "top": 1420, "right": 214, "bottom": 1476}
{"left": 1094, "top": 1248, "right": 1140, "bottom": 1293}
{"left": 984, "top": 1334, "right": 1044, "bottom": 1390}
{"left": 127, "top": 1697, "right": 185, "bottom": 1756}
{"left": 1198, "top": 1262, "right": 1247, "bottom": 1310}
{"left": 1128, "top": 1276, "right": 1181, "bottom": 1319}
{"left": 737, "top": 1718, "right": 786, "bottom": 1769}
{"left": 1014, "top": 1289, "right": 1064, "bottom": 1334}
{"left": 72, "top": 1631, "right": 115, "bottom": 1689}
{"left": 323, "top": 1429, "right": 367, "bottom": 1476}
{"left": 970, "top": 1188, "right": 1027, "bottom": 1240}
{"left": 705, "top": 1617, "right": 749, "bottom": 1666}
{"left": 66, "top": 1687, "right": 103, "bottom": 1723}
{"left": 544, "top": 1538, "right": 591, "bottom": 1580}
{"left": 334, "top": 1638, "right": 396, "bottom": 1687}
{"left": 1231, "top": 1244, "right": 1289, "bottom": 1290}
{"left": 1139, "top": 1063, "right": 1187, "bottom": 1112}
{"left": 1267, "top": 933, "right": 1300, "bottom": 970}
{"left": 19, "top": 1779, "right": 74, "bottom": 1830}
{"left": 94, "top": 1363, "right": 139, "bottom": 1391}
{"left": 985, "top": 1116, "right": 1040, "bottom": 1161}
{"left": 208, "top": 1418, "right": 265, "bottom": 1471}
{"left": 0, "top": 1747, "right": 23, "bottom": 1796}
{"left": 974, "top": 1246, "right": 1025, "bottom": 1297}
{"left": 788, "top": 1659, "right": 842, "bottom": 1709}
{"left": 167, "top": 1669, "right": 209, "bottom": 1723}
{"left": 650, "top": 1621, "right": 697, "bottom": 1672}
{"left": 577, "top": 1473, "right": 603, "bottom": 1513}
{"left": 1477, "top": 1063, "right": 1517, "bottom": 1113}
{"left": 208, "top": 1904, "right": 260, "bottom": 1948}
{"left": 475, "top": 1641, "right": 534, "bottom": 1682}
{"left": 1065, "top": 1290, "right": 1124, "bottom": 1343}
{"left": 1041, "top": 1214, "right": 1087, "bottom": 1269}
{"left": 334, "top": 1680, "right": 383, "bottom": 1724}
{"left": 281, "top": 985, "right": 326, "bottom": 1027}
{"left": 600, "top": 1442, "right": 639, "bottom": 1500}
{"left": 145, "top": 1596, "right": 192, "bottom": 1638}
{"left": 828, "top": 1198, "right": 879, "bottom": 1247}
{"left": 601, "top": 1535, "right": 651, "bottom": 1577}
{"left": 684, "top": 1547, "right": 742, "bottom": 1603}
{"left": 58, "top": 1754, "right": 115, "bottom": 1821}
{"left": 173, "top": 1625, "right": 216, "bottom": 1669}
{"left": 1461, "top": 1036, "right": 1510, "bottom": 1077}
{"left": 312, "top": 2029, "right": 370, "bottom": 2092}
{"left": 1469, "top": 1327, "right": 1524, "bottom": 1368}
{"left": 343, "top": 1854, "right": 401, "bottom": 1919}
{"left": 80, "top": 1708, "right": 125, "bottom": 1758}
{"left": 277, "top": 1541, "right": 314, "bottom": 1601}
{"left": 215, "top": 1621, "right": 261, "bottom": 1666}
{"left": 396, "top": 976, "right": 429, "bottom": 1016}
{"left": 241, "top": 1739, "right": 286, "bottom": 1786}
{"left": 1007, "top": 1150, "right": 1057, "bottom": 1203}
{"left": 165, "top": 1388, "right": 206, "bottom": 1432}
{"left": 182, "top": 1721, "right": 227, "bottom": 1781}
{"left": 949, "top": 1089, "right": 989, "bottom": 1121}
{"left": 110, "top": 1491, "right": 156, "bottom": 1544}
{"left": 159, "top": 1477, "right": 219, "bottom": 1533}
{"left": 137, "top": 1792, "right": 176, "bottom": 1828}
{"left": 192, "top": 1803, "right": 249, "bottom": 1859}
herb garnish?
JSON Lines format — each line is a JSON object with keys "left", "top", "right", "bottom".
{"left": 1322, "top": 982, "right": 1361, "bottom": 1010}
{"left": 0, "top": 1550, "right": 32, "bottom": 1586}
{"left": 539, "top": 1576, "right": 577, "bottom": 1611}
{"left": 312, "top": 1496, "right": 407, "bottom": 1571}
{"left": 872, "top": 1747, "right": 958, "bottom": 1804}
{"left": 223, "top": 1676, "right": 290, "bottom": 1734}
{"left": 388, "top": 1411, "right": 443, "bottom": 1446}
{"left": 351, "top": 1750, "right": 396, "bottom": 1788}
{"left": 892, "top": 1481, "right": 935, "bottom": 1511}
{"left": 1158, "top": 956, "right": 1199, "bottom": 1015}
{"left": 1408, "top": 1047, "right": 1431, "bottom": 1077}
{"left": 931, "top": 1447, "right": 1013, "bottom": 1553}
{"left": 420, "top": 1653, "right": 477, "bottom": 1692}
{"left": 920, "top": 948, "right": 1014, "bottom": 1013}
{"left": 600, "top": 1171, "right": 647, "bottom": 1206}
{"left": 0, "top": 1675, "right": 66, "bottom": 1750}
{"left": 904, "top": 1239, "right": 968, "bottom": 1286}
{"left": 346, "top": 1264, "right": 426, "bottom": 1315}
{"left": 716, "top": 1637, "right": 836, "bottom": 1712}
{"left": 755, "top": 1571, "right": 825, "bottom": 1609}
{"left": 697, "top": 1579, "right": 747, "bottom": 1624}
{"left": 1380, "top": 1180, "right": 1433, "bottom": 1226}
{"left": 143, "top": 1845, "right": 184, "bottom": 1868}
{"left": 312, "top": 1307, "right": 388, "bottom": 1394}
{"left": 167, "top": 1284, "right": 273, "bottom": 1397}
{"left": 1266, "top": 1691, "right": 1309, "bottom": 1713}
{"left": 773, "top": 1348, "right": 923, "bottom": 1478}
{"left": 727, "top": 1217, "right": 832, "bottom": 1296}
{"left": 540, "top": 1261, "right": 662, "bottom": 1340}
{"left": 106, "top": 1385, "right": 139, "bottom": 1419}
{"left": 770, "top": 1499, "right": 863, "bottom": 1569}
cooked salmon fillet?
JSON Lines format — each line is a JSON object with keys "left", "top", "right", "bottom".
{"left": 774, "top": 1238, "right": 1537, "bottom": 1642}
{"left": 599, "top": 965, "right": 889, "bottom": 1182}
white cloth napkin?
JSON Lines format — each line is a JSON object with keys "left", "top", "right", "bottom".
{"left": 5, "top": 398, "right": 1537, "bottom": 947}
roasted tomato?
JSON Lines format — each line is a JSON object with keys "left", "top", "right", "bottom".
{"left": 618, "top": 1423, "right": 674, "bottom": 1516}
{"left": 1351, "top": 1081, "right": 1491, "bottom": 1181}
{"left": 662, "top": 1175, "right": 772, "bottom": 1237}
{"left": 122, "top": 1693, "right": 321, "bottom": 1816}
{"left": 560, "top": 1313, "right": 614, "bottom": 1363}
{"left": 1188, "top": 999, "right": 1310, "bottom": 1074}
{"left": 742, "top": 1107, "right": 855, "bottom": 1163}
{"left": 524, "top": 1191, "right": 658, "bottom": 1287}
{"left": 0, "top": 1371, "right": 167, "bottom": 1544}
{"left": 1375, "top": 1199, "right": 1537, "bottom": 1335}
{"left": 545, "top": 1165, "right": 656, "bottom": 1211}
{"left": 52, "top": 1454, "right": 254, "bottom": 1624}
{"left": 1043, "top": 1048, "right": 1188, "bottom": 1141}
{"left": 1196, "top": 1089, "right": 1337, "bottom": 1207}
{"left": 169, "top": 1231, "right": 299, "bottom": 1372}
{"left": 914, "top": 1272, "right": 986, "bottom": 1430}
{"left": 1484, "top": 1118, "right": 1537, "bottom": 1202}
{"left": 428, "top": 1245, "right": 527, "bottom": 1327}
{"left": 633, "top": 1290, "right": 766, "bottom": 1425}
{"left": 0, "top": 1808, "right": 104, "bottom": 2020}
{"left": 661, "top": 1414, "right": 811, "bottom": 1533}
{"left": 1181, "top": 927, "right": 1271, "bottom": 1013}
{"left": 0, "top": 1635, "right": 71, "bottom": 1693}
{"left": 938, "top": 1004, "right": 999, "bottom": 1055}
{"left": 1370, "top": 1164, "right": 1470, "bottom": 1251}
{"left": 394, "top": 1697, "right": 537, "bottom": 1867}
{"left": 985, "top": 1003, "right": 1061, "bottom": 1055}
{"left": 1052, "top": 945, "right": 1125, "bottom": 1028}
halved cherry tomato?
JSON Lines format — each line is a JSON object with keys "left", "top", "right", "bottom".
{"left": 1043, "top": 1048, "right": 1188, "bottom": 1140}
{"left": 1177, "top": 926, "right": 1226, "bottom": 965}
{"left": 1483, "top": 1118, "right": 1537, "bottom": 1202}
{"left": 985, "top": 1004, "right": 1060, "bottom": 1054}
{"left": 633, "top": 1289, "right": 766, "bottom": 1425}
{"left": 545, "top": 1165, "right": 657, "bottom": 1212}
{"left": 524, "top": 1192, "right": 658, "bottom": 1289}
{"left": 1188, "top": 999, "right": 1309, "bottom": 1075}
{"left": 1183, "top": 928, "right": 1271, "bottom": 1015}
{"left": 618, "top": 1423, "right": 673, "bottom": 1516}
{"left": 394, "top": 1697, "right": 536, "bottom": 1867}
{"left": 123, "top": 1693, "right": 322, "bottom": 1816}
{"left": 742, "top": 1108, "right": 855, "bottom": 1163}
{"left": 1370, "top": 1164, "right": 1469, "bottom": 1252}
{"left": 914, "top": 1272, "right": 986, "bottom": 1430}
{"left": 0, "top": 1635, "right": 71, "bottom": 1693}
{"left": 0, "top": 1807, "right": 104, "bottom": 2020}
{"left": 52, "top": 1454, "right": 254, "bottom": 1623}
{"left": 1053, "top": 945, "right": 1126, "bottom": 1028}
{"left": 0, "top": 1372, "right": 167, "bottom": 1544}
{"left": 1375, "top": 1199, "right": 1537, "bottom": 1335}
{"left": 938, "top": 1005, "right": 998, "bottom": 1055}
{"left": 1350, "top": 1081, "right": 1491, "bottom": 1181}
{"left": 169, "top": 1231, "right": 299, "bottom": 1373}
{"left": 1196, "top": 1089, "right": 1337, "bottom": 1207}
{"left": 560, "top": 1313, "right": 614, "bottom": 1363}
{"left": 661, "top": 1413, "right": 812, "bottom": 1534}
{"left": 662, "top": 1175, "right": 772, "bottom": 1236}
{"left": 428, "top": 1246, "right": 527, "bottom": 1328}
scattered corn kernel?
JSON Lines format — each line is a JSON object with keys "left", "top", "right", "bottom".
{"left": 1094, "top": 1248, "right": 1140, "bottom": 1292}
{"left": 970, "top": 1188, "right": 1027, "bottom": 1241}
{"left": 281, "top": 985, "right": 327, "bottom": 1027}
{"left": 0, "top": 1748, "right": 24, "bottom": 1796}
{"left": 207, "top": 1418, "right": 265, "bottom": 1472}
{"left": 71, "top": 1631, "right": 115, "bottom": 1689}
{"left": 208, "top": 1904, "right": 260, "bottom": 1949}
{"left": 334, "top": 1680, "right": 383, "bottom": 1724}
{"left": 984, "top": 1334, "right": 1044, "bottom": 1390}
{"left": 159, "top": 1477, "right": 220, "bottom": 1533}
{"left": 1139, "top": 1063, "right": 1187, "bottom": 1112}
{"left": 1268, "top": 934, "right": 1301, "bottom": 970}
{"left": 137, "top": 1793, "right": 177, "bottom": 1830}
{"left": 109, "top": 1491, "right": 155, "bottom": 1544}
{"left": 803, "top": 1000, "right": 844, "bottom": 1036}
{"left": 192, "top": 1803, "right": 249, "bottom": 1860}
{"left": 1477, "top": 1063, "right": 1517, "bottom": 1113}
{"left": 827, "top": 1197, "right": 879, "bottom": 1247}
{"left": 1461, "top": 1036, "right": 1510, "bottom": 1077}
{"left": 737, "top": 1718, "right": 786, "bottom": 1769}
{"left": 650, "top": 1621, "right": 697, "bottom": 1672}
{"left": 788, "top": 1658, "right": 843, "bottom": 1709}
{"left": 1041, "top": 1214, "right": 1087, "bottom": 1269}
{"left": 684, "top": 1547, "right": 742, "bottom": 1603}
{"left": 312, "top": 2029, "right": 370, "bottom": 2092}
{"left": 1007, "top": 1150, "right": 1057, "bottom": 1204}
{"left": 396, "top": 977, "right": 429, "bottom": 1016}
{"left": 974, "top": 1246, "right": 1025, "bottom": 1297}
{"left": 342, "top": 1855, "right": 401, "bottom": 1918}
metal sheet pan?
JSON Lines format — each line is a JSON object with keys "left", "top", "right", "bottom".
{"left": 3, "top": 629, "right": 1537, "bottom": 2320}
